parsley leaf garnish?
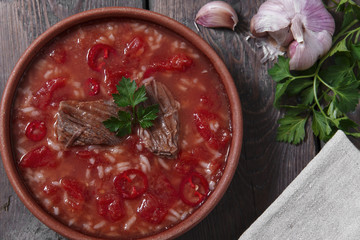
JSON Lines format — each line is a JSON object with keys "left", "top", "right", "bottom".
{"left": 270, "top": 2, "right": 360, "bottom": 144}
{"left": 103, "top": 77, "right": 159, "bottom": 137}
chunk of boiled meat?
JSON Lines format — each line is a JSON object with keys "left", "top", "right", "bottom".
{"left": 138, "top": 79, "right": 180, "bottom": 158}
{"left": 56, "top": 100, "right": 122, "bottom": 147}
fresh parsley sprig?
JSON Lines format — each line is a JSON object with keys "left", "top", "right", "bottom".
{"left": 103, "top": 77, "right": 159, "bottom": 137}
{"left": 270, "top": 0, "right": 360, "bottom": 144}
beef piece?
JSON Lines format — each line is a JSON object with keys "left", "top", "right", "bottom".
{"left": 138, "top": 79, "right": 180, "bottom": 158}
{"left": 56, "top": 100, "right": 122, "bottom": 147}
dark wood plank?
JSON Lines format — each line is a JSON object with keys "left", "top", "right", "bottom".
{"left": 0, "top": 0, "right": 358, "bottom": 239}
{"left": 0, "top": 2, "right": 143, "bottom": 239}
{"left": 150, "top": 0, "right": 318, "bottom": 239}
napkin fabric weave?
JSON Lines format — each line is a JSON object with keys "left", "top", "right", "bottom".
{"left": 239, "top": 131, "right": 360, "bottom": 240}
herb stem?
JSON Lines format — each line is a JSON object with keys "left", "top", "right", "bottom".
{"left": 316, "top": 75, "right": 335, "bottom": 92}
{"left": 355, "top": 31, "right": 360, "bottom": 44}
{"left": 313, "top": 76, "right": 329, "bottom": 119}
{"left": 293, "top": 74, "right": 316, "bottom": 79}
{"left": 332, "top": 19, "right": 359, "bottom": 43}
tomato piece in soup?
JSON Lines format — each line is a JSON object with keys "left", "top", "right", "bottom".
{"left": 104, "top": 69, "right": 130, "bottom": 95}
{"left": 179, "top": 171, "right": 209, "bottom": 207}
{"left": 42, "top": 183, "right": 62, "bottom": 204}
{"left": 143, "top": 54, "right": 193, "bottom": 78}
{"left": 193, "top": 109, "right": 231, "bottom": 150}
{"left": 96, "top": 193, "right": 125, "bottom": 222}
{"left": 61, "top": 177, "right": 87, "bottom": 210}
{"left": 32, "top": 77, "right": 66, "bottom": 109}
{"left": 174, "top": 152, "right": 198, "bottom": 175}
{"left": 124, "top": 36, "right": 146, "bottom": 57}
{"left": 19, "top": 145, "right": 54, "bottom": 168}
{"left": 137, "top": 193, "right": 168, "bottom": 224}
{"left": 25, "top": 120, "right": 47, "bottom": 141}
{"left": 149, "top": 174, "right": 177, "bottom": 208}
{"left": 114, "top": 169, "right": 148, "bottom": 199}
{"left": 87, "top": 43, "right": 116, "bottom": 72}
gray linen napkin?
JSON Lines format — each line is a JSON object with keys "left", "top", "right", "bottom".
{"left": 239, "top": 130, "right": 360, "bottom": 240}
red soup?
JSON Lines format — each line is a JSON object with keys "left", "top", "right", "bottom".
{"left": 12, "top": 19, "right": 231, "bottom": 239}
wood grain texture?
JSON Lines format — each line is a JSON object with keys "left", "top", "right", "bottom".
{"left": 0, "top": 0, "right": 358, "bottom": 240}
{"left": 0, "top": 2, "right": 143, "bottom": 239}
{"left": 150, "top": 0, "right": 317, "bottom": 239}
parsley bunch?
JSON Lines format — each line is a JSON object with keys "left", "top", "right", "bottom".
{"left": 270, "top": 0, "right": 360, "bottom": 144}
{"left": 103, "top": 77, "right": 159, "bottom": 137}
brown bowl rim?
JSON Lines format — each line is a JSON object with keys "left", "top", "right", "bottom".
{"left": 0, "top": 6, "right": 243, "bottom": 240}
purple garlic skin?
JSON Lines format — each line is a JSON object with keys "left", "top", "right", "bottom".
{"left": 195, "top": 1, "right": 239, "bottom": 31}
{"left": 250, "top": 0, "right": 335, "bottom": 70}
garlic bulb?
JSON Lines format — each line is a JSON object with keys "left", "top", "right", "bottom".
{"left": 250, "top": 0, "right": 335, "bottom": 70}
{"left": 195, "top": 1, "right": 238, "bottom": 31}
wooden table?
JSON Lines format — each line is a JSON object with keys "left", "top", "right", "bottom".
{"left": 0, "top": 1, "right": 359, "bottom": 239}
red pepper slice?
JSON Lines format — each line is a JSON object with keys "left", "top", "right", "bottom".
{"left": 179, "top": 171, "right": 209, "bottom": 207}
{"left": 114, "top": 169, "right": 148, "bottom": 199}
{"left": 87, "top": 43, "right": 116, "bottom": 72}
{"left": 86, "top": 78, "right": 100, "bottom": 96}
{"left": 25, "top": 120, "right": 47, "bottom": 141}
{"left": 96, "top": 193, "right": 125, "bottom": 222}
{"left": 32, "top": 77, "right": 66, "bottom": 109}
{"left": 143, "top": 54, "right": 193, "bottom": 78}
{"left": 19, "top": 145, "right": 54, "bottom": 168}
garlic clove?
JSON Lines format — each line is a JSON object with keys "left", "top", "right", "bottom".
{"left": 291, "top": 14, "right": 305, "bottom": 43}
{"left": 301, "top": 0, "right": 335, "bottom": 35}
{"left": 250, "top": 0, "right": 291, "bottom": 35}
{"left": 195, "top": 1, "right": 238, "bottom": 30}
{"left": 250, "top": 0, "right": 335, "bottom": 70}
{"left": 289, "top": 30, "right": 332, "bottom": 70}
{"left": 268, "top": 26, "right": 294, "bottom": 47}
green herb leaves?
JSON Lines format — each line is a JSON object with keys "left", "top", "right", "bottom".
{"left": 103, "top": 77, "right": 159, "bottom": 137}
{"left": 270, "top": 2, "right": 360, "bottom": 144}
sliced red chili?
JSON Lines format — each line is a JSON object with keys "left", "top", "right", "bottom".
{"left": 137, "top": 193, "right": 168, "bottom": 224}
{"left": 86, "top": 78, "right": 100, "bottom": 96}
{"left": 25, "top": 120, "right": 47, "bottom": 141}
{"left": 96, "top": 193, "right": 125, "bottom": 222}
{"left": 193, "top": 109, "right": 231, "bottom": 150}
{"left": 143, "top": 54, "right": 193, "bottom": 78}
{"left": 179, "top": 171, "right": 209, "bottom": 207}
{"left": 87, "top": 43, "right": 116, "bottom": 72}
{"left": 32, "top": 77, "right": 66, "bottom": 109}
{"left": 19, "top": 145, "right": 54, "bottom": 168}
{"left": 114, "top": 169, "right": 148, "bottom": 199}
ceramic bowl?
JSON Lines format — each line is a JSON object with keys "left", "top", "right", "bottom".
{"left": 0, "top": 7, "right": 243, "bottom": 240}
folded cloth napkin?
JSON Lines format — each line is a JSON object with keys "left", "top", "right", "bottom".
{"left": 239, "top": 130, "right": 360, "bottom": 240}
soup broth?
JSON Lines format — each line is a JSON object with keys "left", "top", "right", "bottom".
{"left": 12, "top": 19, "right": 231, "bottom": 239}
